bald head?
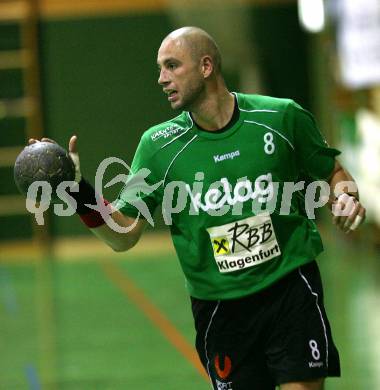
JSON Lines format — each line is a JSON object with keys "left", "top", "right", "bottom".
{"left": 163, "top": 27, "right": 222, "bottom": 74}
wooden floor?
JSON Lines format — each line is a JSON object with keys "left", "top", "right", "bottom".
{"left": 0, "top": 231, "right": 174, "bottom": 263}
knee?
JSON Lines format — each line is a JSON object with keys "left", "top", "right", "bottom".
{"left": 280, "top": 378, "right": 324, "bottom": 390}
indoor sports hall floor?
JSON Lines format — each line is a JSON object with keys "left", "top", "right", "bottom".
{"left": 0, "top": 223, "right": 379, "bottom": 390}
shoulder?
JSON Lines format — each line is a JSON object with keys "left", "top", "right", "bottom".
{"left": 130, "top": 112, "right": 193, "bottom": 171}
{"left": 140, "top": 111, "right": 193, "bottom": 148}
{"left": 235, "top": 92, "right": 294, "bottom": 113}
{"left": 236, "top": 93, "right": 314, "bottom": 129}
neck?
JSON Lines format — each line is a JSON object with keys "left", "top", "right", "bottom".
{"left": 190, "top": 82, "right": 235, "bottom": 131}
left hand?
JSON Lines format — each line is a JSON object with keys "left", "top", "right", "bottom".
{"left": 332, "top": 193, "right": 366, "bottom": 233}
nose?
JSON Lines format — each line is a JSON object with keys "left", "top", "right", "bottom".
{"left": 158, "top": 68, "right": 169, "bottom": 86}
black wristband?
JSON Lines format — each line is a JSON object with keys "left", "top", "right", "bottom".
{"left": 69, "top": 178, "right": 98, "bottom": 215}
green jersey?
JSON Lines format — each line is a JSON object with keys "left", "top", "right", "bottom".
{"left": 117, "top": 93, "right": 340, "bottom": 300}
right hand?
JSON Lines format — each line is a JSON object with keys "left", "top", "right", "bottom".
{"left": 28, "top": 135, "right": 82, "bottom": 183}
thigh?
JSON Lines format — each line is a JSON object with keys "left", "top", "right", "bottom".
{"left": 208, "top": 334, "right": 275, "bottom": 390}
{"left": 190, "top": 262, "right": 340, "bottom": 389}
{"left": 266, "top": 261, "right": 340, "bottom": 385}
{"left": 191, "top": 296, "right": 276, "bottom": 390}
{"left": 280, "top": 378, "right": 324, "bottom": 390}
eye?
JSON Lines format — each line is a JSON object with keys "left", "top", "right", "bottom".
{"left": 168, "top": 62, "right": 177, "bottom": 70}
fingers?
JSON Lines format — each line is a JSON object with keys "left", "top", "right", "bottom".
{"left": 332, "top": 193, "right": 355, "bottom": 230}
{"left": 332, "top": 193, "right": 366, "bottom": 233}
{"left": 342, "top": 200, "right": 360, "bottom": 229}
{"left": 41, "top": 137, "right": 57, "bottom": 144}
{"left": 28, "top": 137, "right": 56, "bottom": 145}
{"left": 28, "top": 136, "right": 75, "bottom": 150}
{"left": 28, "top": 138, "right": 37, "bottom": 145}
{"left": 68, "top": 135, "right": 81, "bottom": 182}
{"left": 350, "top": 214, "right": 363, "bottom": 231}
{"left": 69, "top": 135, "right": 77, "bottom": 154}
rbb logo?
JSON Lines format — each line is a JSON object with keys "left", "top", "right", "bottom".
{"left": 228, "top": 221, "right": 273, "bottom": 253}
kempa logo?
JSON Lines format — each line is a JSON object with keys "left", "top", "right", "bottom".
{"left": 151, "top": 125, "right": 185, "bottom": 141}
{"left": 309, "top": 361, "right": 324, "bottom": 368}
{"left": 214, "top": 150, "right": 240, "bottom": 163}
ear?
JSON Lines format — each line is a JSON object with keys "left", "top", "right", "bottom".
{"left": 201, "top": 56, "right": 213, "bottom": 78}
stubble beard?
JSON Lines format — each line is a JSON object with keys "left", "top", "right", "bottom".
{"left": 172, "top": 78, "right": 205, "bottom": 112}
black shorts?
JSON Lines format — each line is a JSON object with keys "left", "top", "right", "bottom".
{"left": 191, "top": 261, "right": 340, "bottom": 390}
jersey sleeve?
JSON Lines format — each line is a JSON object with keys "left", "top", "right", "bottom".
{"left": 287, "top": 101, "right": 341, "bottom": 180}
{"left": 115, "top": 133, "right": 162, "bottom": 219}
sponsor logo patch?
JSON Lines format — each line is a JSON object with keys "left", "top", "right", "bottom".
{"left": 309, "top": 361, "right": 324, "bottom": 368}
{"left": 186, "top": 173, "right": 273, "bottom": 213}
{"left": 151, "top": 125, "right": 185, "bottom": 141}
{"left": 216, "top": 379, "right": 233, "bottom": 390}
{"left": 207, "top": 213, "right": 281, "bottom": 273}
{"left": 212, "top": 237, "right": 230, "bottom": 255}
{"left": 215, "top": 354, "right": 232, "bottom": 380}
{"left": 213, "top": 150, "right": 240, "bottom": 163}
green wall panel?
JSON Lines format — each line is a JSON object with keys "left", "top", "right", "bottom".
{"left": 0, "top": 215, "right": 33, "bottom": 240}
{"left": 0, "top": 69, "right": 24, "bottom": 99}
{"left": 250, "top": 4, "right": 310, "bottom": 109}
{"left": 0, "top": 167, "right": 18, "bottom": 195}
{"left": 0, "top": 118, "right": 26, "bottom": 147}
{"left": 39, "top": 13, "right": 175, "bottom": 237}
{"left": 0, "top": 24, "right": 22, "bottom": 50}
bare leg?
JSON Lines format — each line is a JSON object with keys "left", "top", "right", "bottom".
{"left": 280, "top": 378, "right": 324, "bottom": 390}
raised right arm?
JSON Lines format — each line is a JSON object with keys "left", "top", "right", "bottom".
{"left": 89, "top": 210, "right": 147, "bottom": 252}
{"left": 67, "top": 135, "right": 149, "bottom": 252}
{"left": 29, "top": 135, "right": 147, "bottom": 252}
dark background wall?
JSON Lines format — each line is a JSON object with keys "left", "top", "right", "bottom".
{"left": 39, "top": 13, "right": 176, "bottom": 237}
{"left": 250, "top": 5, "right": 310, "bottom": 109}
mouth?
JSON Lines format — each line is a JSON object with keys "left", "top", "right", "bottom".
{"left": 165, "top": 90, "right": 179, "bottom": 102}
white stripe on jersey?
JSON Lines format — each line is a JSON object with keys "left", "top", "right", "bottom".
{"left": 239, "top": 108, "right": 279, "bottom": 113}
{"left": 244, "top": 119, "right": 295, "bottom": 150}
{"left": 160, "top": 127, "right": 192, "bottom": 149}
{"left": 233, "top": 91, "right": 278, "bottom": 113}
{"left": 163, "top": 134, "right": 198, "bottom": 185}
{"left": 204, "top": 301, "right": 221, "bottom": 389}
{"left": 160, "top": 112, "right": 194, "bottom": 149}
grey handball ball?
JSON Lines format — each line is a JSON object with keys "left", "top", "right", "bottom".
{"left": 14, "top": 142, "right": 75, "bottom": 196}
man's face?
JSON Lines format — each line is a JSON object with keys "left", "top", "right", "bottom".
{"left": 157, "top": 38, "right": 205, "bottom": 111}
